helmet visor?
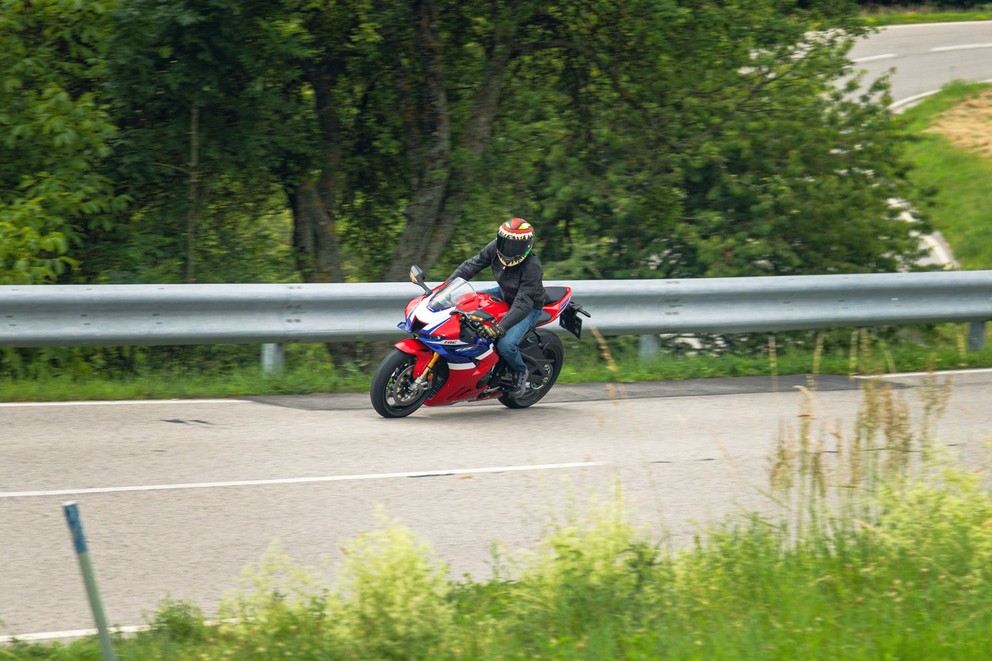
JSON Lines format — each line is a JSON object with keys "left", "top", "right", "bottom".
{"left": 496, "top": 234, "right": 531, "bottom": 260}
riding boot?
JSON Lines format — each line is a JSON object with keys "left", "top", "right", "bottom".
{"left": 512, "top": 368, "right": 529, "bottom": 397}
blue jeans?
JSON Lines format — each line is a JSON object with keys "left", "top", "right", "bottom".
{"left": 479, "top": 287, "right": 541, "bottom": 373}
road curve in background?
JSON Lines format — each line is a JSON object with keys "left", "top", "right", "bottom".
{"left": 849, "top": 21, "right": 992, "bottom": 267}
{"left": 849, "top": 21, "right": 992, "bottom": 108}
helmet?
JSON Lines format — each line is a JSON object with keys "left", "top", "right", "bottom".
{"left": 495, "top": 218, "right": 534, "bottom": 267}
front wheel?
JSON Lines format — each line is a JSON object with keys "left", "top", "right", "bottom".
{"left": 370, "top": 349, "right": 430, "bottom": 418}
{"left": 499, "top": 330, "right": 564, "bottom": 409}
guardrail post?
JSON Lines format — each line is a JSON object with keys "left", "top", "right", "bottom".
{"left": 639, "top": 334, "right": 659, "bottom": 362}
{"left": 261, "top": 343, "right": 285, "bottom": 374}
{"left": 968, "top": 321, "right": 986, "bottom": 352}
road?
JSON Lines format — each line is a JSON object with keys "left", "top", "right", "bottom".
{"left": 3, "top": 371, "right": 992, "bottom": 640}
{"left": 849, "top": 21, "right": 992, "bottom": 268}
{"left": 848, "top": 21, "right": 992, "bottom": 108}
{"left": 4, "top": 20, "right": 992, "bottom": 643}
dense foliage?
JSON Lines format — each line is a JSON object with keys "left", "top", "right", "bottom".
{"left": 0, "top": 0, "right": 127, "bottom": 283}
{"left": 859, "top": 0, "right": 984, "bottom": 7}
{"left": 1, "top": 0, "right": 925, "bottom": 288}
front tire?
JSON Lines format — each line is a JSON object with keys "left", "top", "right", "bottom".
{"left": 370, "top": 349, "right": 430, "bottom": 418}
{"left": 499, "top": 330, "right": 564, "bottom": 409}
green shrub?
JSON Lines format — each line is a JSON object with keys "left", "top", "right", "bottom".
{"left": 332, "top": 511, "right": 455, "bottom": 660}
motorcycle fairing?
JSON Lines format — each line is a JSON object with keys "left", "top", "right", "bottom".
{"left": 536, "top": 287, "right": 573, "bottom": 328}
{"left": 401, "top": 292, "right": 488, "bottom": 362}
{"left": 392, "top": 336, "right": 500, "bottom": 407}
{"left": 424, "top": 345, "right": 501, "bottom": 406}
{"left": 393, "top": 278, "right": 576, "bottom": 407}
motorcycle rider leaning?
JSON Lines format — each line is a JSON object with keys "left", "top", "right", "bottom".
{"left": 448, "top": 218, "right": 547, "bottom": 398}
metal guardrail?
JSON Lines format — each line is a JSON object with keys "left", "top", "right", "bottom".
{"left": 1, "top": 271, "right": 990, "bottom": 355}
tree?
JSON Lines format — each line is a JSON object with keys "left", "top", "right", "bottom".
{"left": 0, "top": 0, "right": 126, "bottom": 284}
{"left": 481, "top": 0, "right": 923, "bottom": 279}
{"left": 96, "top": 0, "right": 310, "bottom": 284}
{"left": 95, "top": 0, "right": 922, "bottom": 288}
{"left": 279, "top": 0, "right": 555, "bottom": 282}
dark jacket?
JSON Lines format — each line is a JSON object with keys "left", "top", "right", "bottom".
{"left": 449, "top": 240, "right": 546, "bottom": 329}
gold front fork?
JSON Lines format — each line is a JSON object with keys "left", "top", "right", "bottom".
{"left": 413, "top": 352, "right": 440, "bottom": 390}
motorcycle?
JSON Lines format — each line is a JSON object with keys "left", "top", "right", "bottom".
{"left": 370, "top": 265, "right": 590, "bottom": 418}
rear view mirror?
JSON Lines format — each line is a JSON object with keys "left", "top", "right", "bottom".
{"left": 409, "top": 265, "right": 431, "bottom": 294}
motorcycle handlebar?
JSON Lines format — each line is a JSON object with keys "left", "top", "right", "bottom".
{"left": 455, "top": 311, "right": 490, "bottom": 337}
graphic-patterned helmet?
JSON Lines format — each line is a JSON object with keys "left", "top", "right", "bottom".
{"left": 496, "top": 218, "right": 534, "bottom": 267}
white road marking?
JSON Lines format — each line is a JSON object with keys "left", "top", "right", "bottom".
{"left": 886, "top": 21, "right": 992, "bottom": 29}
{"left": 0, "top": 619, "right": 236, "bottom": 644}
{"left": 0, "top": 398, "right": 248, "bottom": 407}
{"left": 0, "top": 625, "right": 147, "bottom": 644}
{"left": 931, "top": 43, "right": 992, "bottom": 52}
{"left": 0, "top": 462, "right": 608, "bottom": 499}
{"left": 860, "top": 367, "right": 992, "bottom": 380}
{"left": 889, "top": 78, "right": 992, "bottom": 112}
{"left": 853, "top": 53, "right": 896, "bottom": 63}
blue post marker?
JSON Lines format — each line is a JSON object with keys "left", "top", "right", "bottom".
{"left": 63, "top": 501, "right": 117, "bottom": 661}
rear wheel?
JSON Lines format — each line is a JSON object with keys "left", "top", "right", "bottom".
{"left": 370, "top": 349, "right": 430, "bottom": 418}
{"left": 499, "top": 330, "right": 564, "bottom": 409}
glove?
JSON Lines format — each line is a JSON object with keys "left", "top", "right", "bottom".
{"left": 479, "top": 323, "right": 506, "bottom": 340}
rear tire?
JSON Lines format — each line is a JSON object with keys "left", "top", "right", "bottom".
{"left": 370, "top": 349, "right": 430, "bottom": 418}
{"left": 499, "top": 330, "right": 564, "bottom": 409}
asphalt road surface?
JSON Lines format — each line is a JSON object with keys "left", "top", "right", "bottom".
{"left": 848, "top": 21, "right": 992, "bottom": 108}
{"left": 3, "top": 370, "right": 992, "bottom": 640}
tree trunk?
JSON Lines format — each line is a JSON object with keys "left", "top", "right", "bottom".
{"left": 290, "top": 60, "right": 346, "bottom": 284}
{"left": 424, "top": 50, "right": 511, "bottom": 269}
{"left": 185, "top": 104, "right": 200, "bottom": 283}
{"left": 380, "top": 2, "right": 515, "bottom": 281}
{"left": 290, "top": 179, "right": 345, "bottom": 283}
{"left": 382, "top": 0, "right": 451, "bottom": 280}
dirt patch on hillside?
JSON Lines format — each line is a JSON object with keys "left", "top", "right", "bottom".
{"left": 925, "top": 88, "right": 992, "bottom": 159}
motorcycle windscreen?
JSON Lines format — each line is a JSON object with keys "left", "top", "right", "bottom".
{"left": 428, "top": 278, "right": 475, "bottom": 311}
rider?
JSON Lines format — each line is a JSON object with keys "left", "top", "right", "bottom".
{"left": 449, "top": 218, "right": 547, "bottom": 398}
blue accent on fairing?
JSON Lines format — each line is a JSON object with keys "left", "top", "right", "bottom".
{"left": 63, "top": 502, "right": 88, "bottom": 555}
{"left": 420, "top": 336, "right": 490, "bottom": 362}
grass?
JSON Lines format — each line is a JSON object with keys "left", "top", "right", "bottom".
{"left": 860, "top": 4, "right": 992, "bottom": 25}
{"left": 900, "top": 81, "right": 992, "bottom": 270}
{"left": 9, "top": 371, "right": 992, "bottom": 659}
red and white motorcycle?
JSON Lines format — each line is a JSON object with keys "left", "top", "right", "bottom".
{"left": 370, "top": 265, "right": 589, "bottom": 418}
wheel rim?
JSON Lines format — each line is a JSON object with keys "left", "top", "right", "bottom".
{"left": 526, "top": 361, "right": 552, "bottom": 393}
{"left": 519, "top": 351, "right": 557, "bottom": 399}
{"left": 385, "top": 359, "right": 424, "bottom": 409}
